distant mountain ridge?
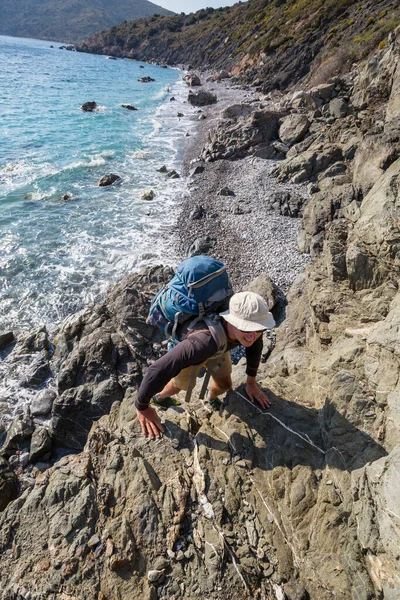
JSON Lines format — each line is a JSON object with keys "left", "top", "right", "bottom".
{"left": 0, "top": 0, "right": 173, "bottom": 43}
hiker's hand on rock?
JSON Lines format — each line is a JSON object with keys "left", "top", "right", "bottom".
{"left": 246, "top": 378, "right": 271, "bottom": 409}
{"left": 137, "top": 406, "right": 164, "bottom": 439}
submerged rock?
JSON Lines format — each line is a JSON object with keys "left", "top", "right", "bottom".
{"left": 98, "top": 174, "right": 121, "bottom": 187}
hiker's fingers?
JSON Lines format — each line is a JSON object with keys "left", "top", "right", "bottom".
{"left": 137, "top": 408, "right": 164, "bottom": 439}
{"left": 245, "top": 383, "right": 271, "bottom": 409}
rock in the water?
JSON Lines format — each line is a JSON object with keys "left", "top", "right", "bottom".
{"left": 98, "top": 174, "right": 121, "bottom": 187}
{"left": 0, "top": 331, "right": 14, "bottom": 349}
{"left": 141, "top": 190, "right": 154, "bottom": 201}
{"left": 166, "top": 170, "right": 180, "bottom": 179}
{"left": 188, "top": 90, "right": 217, "bottom": 107}
{"left": 81, "top": 101, "right": 97, "bottom": 112}
{"left": 138, "top": 76, "right": 155, "bottom": 83}
{"left": 30, "top": 389, "right": 57, "bottom": 416}
{"left": 121, "top": 104, "right": 138, "bottom": 111}
{"left": 157, "top": 165, "right": 167, "bottom": 173}
{"left": 23, "top": 352, "right": 52, "bottom": 387}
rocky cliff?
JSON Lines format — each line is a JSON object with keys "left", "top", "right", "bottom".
{"left": 0, "top": 15, "right": 399, "bottom": 600}
{"left": 76, "top": 0, "right": 400, "bottom": 93}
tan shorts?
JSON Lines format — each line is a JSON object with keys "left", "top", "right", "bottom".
{"left": 173, "top": 351, "right": 232, "bottom": 391}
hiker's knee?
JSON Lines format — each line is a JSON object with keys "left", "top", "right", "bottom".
{"left": 212, "top": 375, "right": 232, "bottom": 392}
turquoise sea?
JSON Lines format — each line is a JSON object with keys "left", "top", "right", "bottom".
{"left": 0, "top": 35, "right": 190, "bottom": 333}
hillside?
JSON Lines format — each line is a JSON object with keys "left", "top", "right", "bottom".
{"left": 0, "top": 0, "right": 173, "bottom": 44}
{"left": 77, "top": 0, "right": 400, "bottom": 91}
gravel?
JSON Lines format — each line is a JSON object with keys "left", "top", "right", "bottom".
{"left": 166, "top": 75, "right": 310, "bottom": 294}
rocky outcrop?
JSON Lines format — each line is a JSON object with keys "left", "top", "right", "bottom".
{"left": 0, "top": 21, "right": 399, "bottom": 600}
{"left": 202, "top": 107, "right": 283, "bottom": 161}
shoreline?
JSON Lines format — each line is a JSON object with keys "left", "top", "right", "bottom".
{"left": 168, "top": 74, "right": 310, "bottom": 293}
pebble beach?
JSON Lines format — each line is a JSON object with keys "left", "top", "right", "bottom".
{"left": 169, "top": 75, "right": 310, "bottom": 293}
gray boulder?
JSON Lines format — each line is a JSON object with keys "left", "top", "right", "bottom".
{"left": 329, "top": 98, "right": 348, "bottom": 118}
{"left": 279, "top": 114, "right": 310, "bottom": 146}
{"left": 31, "top": 389, "right": 56, "bottom": 416}
{"left": 29, "top": 427, "right": 52, "bottom": 463}
{"left": 187, "top": 90, "right": 217, "bottom": 106}
{"left": 184, "top": 73, "right": 201, "bottom": 86}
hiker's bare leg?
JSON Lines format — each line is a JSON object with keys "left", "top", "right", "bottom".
{"left": 156, "top": 380, "right": 181, "bottom": 399}
{"left": 208, "top": 375, "right": 232, "bottom": 400}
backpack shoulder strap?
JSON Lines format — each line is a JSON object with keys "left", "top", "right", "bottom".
{"left": 202, "top": 314, "right": 228, "bottom": 355}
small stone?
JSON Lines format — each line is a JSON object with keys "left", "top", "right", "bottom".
{"left": 148, "top": 569, "right": 164, "bottom": 583}
{"left": 87, "top": 534, "right": 100, "bottom": 548}
{"left": 217, "top": 187, "right": 235, "bottom": 196}
{"left": 19, "top": 452, "right": 29, "bottom": 467}
{"left": 257, "top": 547, "right": 265, "bottom": 560}
{"left": 9, "top": 455, "right": 19, "bottom": 468}
{"left": 326, "top": 480, "right": 333, "bottom": 485}
{"left": 167, "top": 549, "right": 175, "bottom": 559}
{"left": 263, "top": 565, "right": 274, "bottom": 577}
{"left": 105, "top": 539, "right": 114, "bottom": 557}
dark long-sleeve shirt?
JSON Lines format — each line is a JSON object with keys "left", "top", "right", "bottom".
{"left": 135, "top": 321, "right": 263, "bottom": 411}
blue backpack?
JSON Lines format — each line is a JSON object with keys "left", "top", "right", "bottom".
{"left": 147, "top": 255, "right": 232, "bottom": 340}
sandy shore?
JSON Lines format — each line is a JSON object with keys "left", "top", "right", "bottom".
{"left": 168, "top": 75, "right": 310, "bottom": 293}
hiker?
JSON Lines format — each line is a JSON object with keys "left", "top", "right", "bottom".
{"left": 135, "top": 291, "right": 275, "bottom": 439}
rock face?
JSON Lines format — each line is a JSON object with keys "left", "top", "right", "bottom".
{"left": 202, "top": 108, "right": 282, "bottom": 161}
{"left": 0, "top": 23, "right": 400, "bottom": 600}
